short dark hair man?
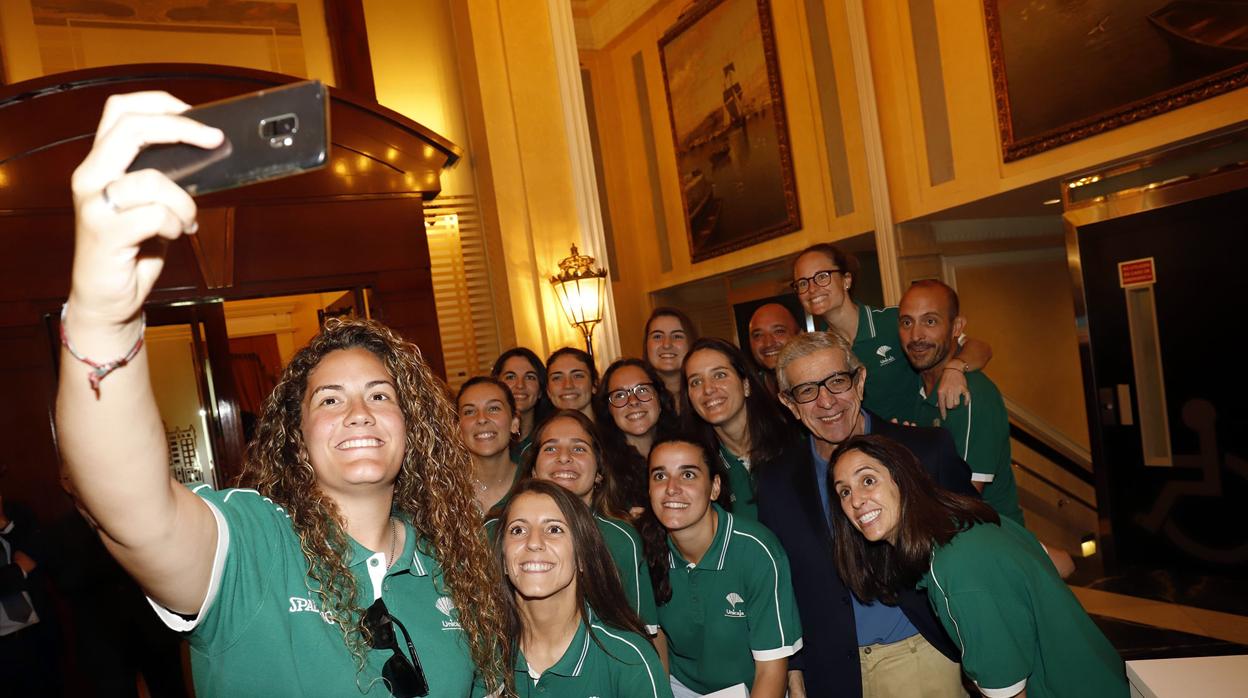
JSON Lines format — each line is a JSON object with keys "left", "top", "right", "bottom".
{"left": 755, "top": 331, "right": 977, "bottom": 698}
{"left": 748, "top": 303, "right": 801, "bottom": 395}
{"left": 898, "top": 280, "right": 1023, "bottom": 525}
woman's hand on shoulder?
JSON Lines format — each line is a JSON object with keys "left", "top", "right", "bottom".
{"left": 69, "top": 92, "right": 223, "bottom": 328}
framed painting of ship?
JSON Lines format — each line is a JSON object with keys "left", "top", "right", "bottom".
{"left": 985, "top": 0, "right": 1248, "bottom": 161}
{"left": 659, "top": 0, "right": 800, "bottom": 263}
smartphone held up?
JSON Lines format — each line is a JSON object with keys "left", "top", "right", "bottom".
{"left": 127, "top": 80, "right": 329, "bottom": 196}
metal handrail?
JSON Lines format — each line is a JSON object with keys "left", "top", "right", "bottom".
{"left": 1003, "top": 396, "right": 1093, "bottom": 472}
{"left": 1011, "top": 458, "right": 1096, "bottom": 511}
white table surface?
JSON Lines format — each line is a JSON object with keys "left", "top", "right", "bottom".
{"left": 1126, "top": 655, "right": 1248, "bottom": 698}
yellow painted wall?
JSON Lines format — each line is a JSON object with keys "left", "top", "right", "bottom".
{"left": 866, "top": 1, "right": 1248, "bottom": 223}
{"left": 953, "top": 253, "right": 1091, "bottom": 449}
{"left": 448, "top": 0, "right": 598, "bottom": 359}
{"left": 581, "top": 0, "right": 877, "bottom": 352}
{"left": 364, "top": 0, "right": 475, "bottom": 196}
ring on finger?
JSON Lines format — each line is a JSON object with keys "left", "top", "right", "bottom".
{"left": 101, "top": 181, "right": 122, "bottom": 213}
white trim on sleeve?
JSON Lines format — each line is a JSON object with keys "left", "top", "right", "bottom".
{"left": 977, "top": 677, "right": 1027, "bottom": 698}
{"left": 147, "top": 497, "right": 228, "bottom": 632}
{"left": 592, "top": 623, "right": 664, "bottom": 698}
{"left": 971, "top": 473, "right": 995, "bottom": 483}
{"left": 732, "top": 530, "right": 789, "bottom": 646}
{"left": 751, "top": 637, "right": 803, "bottom": 661}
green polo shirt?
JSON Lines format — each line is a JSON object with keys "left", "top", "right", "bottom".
{"left": 510, "top": 434, "right": 534, "bottom": 467}
{"left": 658, "top": 504, "right": 803, "bottom": 694}
{"left": 483, "top": 514, "right": 659, "bottom": 634}
{"left": 596, "top": 515, "right": 659, "bottom": 635}
{"left": 917, "top": 371, "right": 1024, "bottom": 525}
{"left": 718, "top": 445, "right": 758, "bottom": 521}
{"left": 154, "top": 485, "right": 478, "bottom": 696}
{"left": 852, "top": 304, "right": 923, "bottom": 422}
{"left": 512, "top": 613, "right": 672, "bottom": 697}
{"left": 920, "top": 518, "right": 1127, "bottom": 698}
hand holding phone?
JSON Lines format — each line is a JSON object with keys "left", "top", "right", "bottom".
{"left": 127, "top": 80, "right": 330, "bottom": 196}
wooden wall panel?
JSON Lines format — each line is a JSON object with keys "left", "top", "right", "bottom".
{"left": 0, "top": 64, "right": 456, "bottom": 525}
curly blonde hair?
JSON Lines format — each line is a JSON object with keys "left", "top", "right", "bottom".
{"left": 241, "top": 318, "right": 508, "bottom": 688}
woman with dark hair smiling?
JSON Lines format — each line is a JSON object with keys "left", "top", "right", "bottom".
{"left": 643, "top": 307, "right": 698, "bottom": 414}
{"left": 645, "top": 436, "right": 802, "bottom": 698}
{"left": 493, "top": 479, "right": 671, "bottom": 697}
{"left": 545, "top": 347, "right": 598, "bottom": 421}
{"left": 830, "top": 434, "right": 1126, "bottom": 698}
{"left": 492, "top": 348, "right": 551, "bottom": 464}
{"left": 520, "top": 410, "right": 661, "bottom": 646}
{"left": 593, "top": 358, "right": 678, "bottom": 513}
{"left": 681, "top": 338, "right": 791, "bottom": 521}
{"left": 456, "top": 376, "right": 521, "bottom": 513}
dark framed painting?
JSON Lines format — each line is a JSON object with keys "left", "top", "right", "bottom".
{"left": 659, "top": 0, "right": 800, "bottom": 263}
{"left": 984, "top": 0, "right": 1248, "bottom": 162}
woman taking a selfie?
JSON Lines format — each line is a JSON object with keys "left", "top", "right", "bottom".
{"left": 493, "top": 479, "right": 671, "bottom": 697}
{"left": 56, "top": 93, "right": 506, "bottom": 695}
{"left": 830, "top": 435, "right": 1126, "bottom": 698}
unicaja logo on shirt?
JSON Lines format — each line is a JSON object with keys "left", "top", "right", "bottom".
{"left": 436, "top": 596, "right": 462, "bottom": 630}
{"left": 724, "top": 592, "right": 745, "bottom": 618}
{"left": 876, "top": 345, "right": 896, "bottom": 366}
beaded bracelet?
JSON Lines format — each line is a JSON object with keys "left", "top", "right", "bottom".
{"left": 59, "top": 304, "right": 146, "bottom": 394}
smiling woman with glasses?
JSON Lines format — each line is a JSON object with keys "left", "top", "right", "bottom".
{"left": 54, "top": 94, "right": 507, "bottom": 696}
{"left": 593, "top": 359, "right": 678, "bottom": 514}
{"left": 492, "top": 480, "right": 671, "bottom": 697}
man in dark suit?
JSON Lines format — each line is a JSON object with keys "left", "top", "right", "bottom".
{"left": 757, "top": 330, "right": 977, "bottom": 698}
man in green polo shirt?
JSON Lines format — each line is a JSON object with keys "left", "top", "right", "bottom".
{"left": 898, "top": 280, "right": 1024, "bottom": 525}
{"left": 153, "top": 485, "right": 479, "bottom": 696}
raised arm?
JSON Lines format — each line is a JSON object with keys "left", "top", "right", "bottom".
{"left": 55, "top": 92, "right": 225, "bottom": 614}
{"left": 936, "top": 336, "right": 994, "bottom": 416}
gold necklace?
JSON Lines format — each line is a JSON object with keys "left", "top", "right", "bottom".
{"left": 475, "top": 467, "right": 512, "bottom": 493}
{"left": 386, "top": 518, "right": 398, "bottom": 570}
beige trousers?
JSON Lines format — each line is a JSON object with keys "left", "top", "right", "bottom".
{"left": 859, "top": 633, "right": 967, "bottom": 698}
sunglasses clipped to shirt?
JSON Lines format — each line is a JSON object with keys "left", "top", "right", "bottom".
{"left": 366, "top": 598, "right": 429, "bottom": 697}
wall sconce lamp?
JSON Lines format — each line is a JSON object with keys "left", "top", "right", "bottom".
{"left": 549, "top": 244, "right": 608, "bottom": 360}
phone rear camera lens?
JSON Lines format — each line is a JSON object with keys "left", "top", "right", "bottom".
{"left": 260, "top": 113, "right": 299, "bottom": 141}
